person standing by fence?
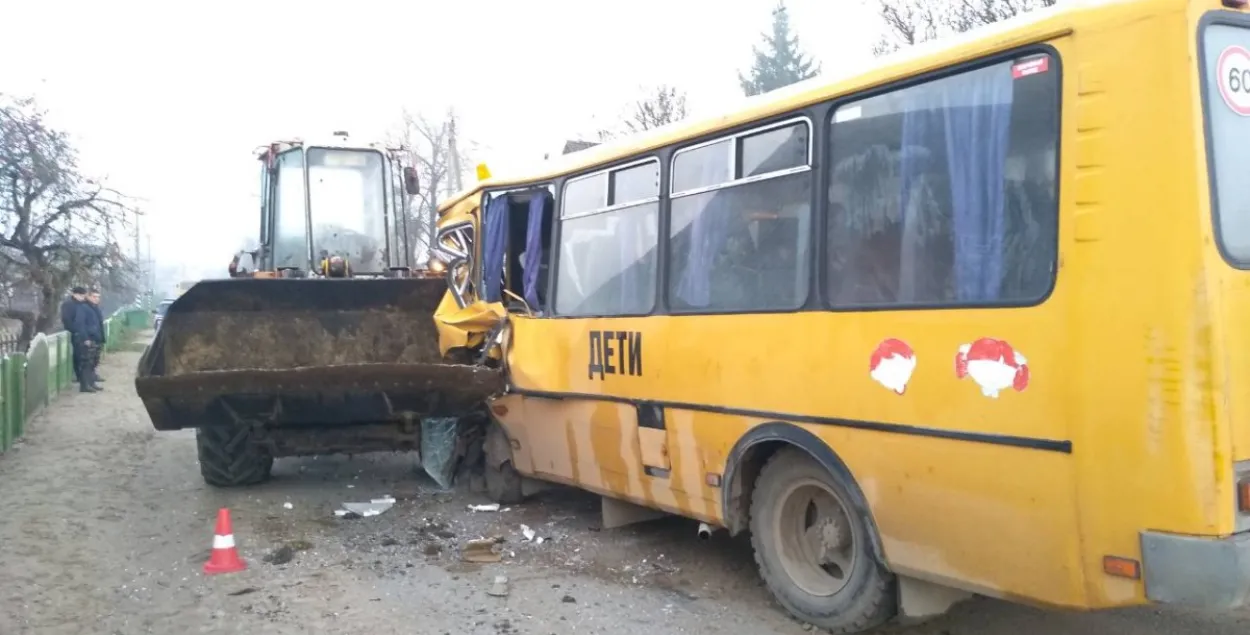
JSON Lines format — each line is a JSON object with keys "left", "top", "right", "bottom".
{"left": 60, "top": 286, "right": 87, "bottom": 384}
{"left": 70, "top": 295, "right": 102, "bottom": 393}
{"left": 86, "top": 289, "right": 106, "bottom": 386}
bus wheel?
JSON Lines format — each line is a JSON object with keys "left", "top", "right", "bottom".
{"left": 750, "top": 448, "right": 896, "bottom": 633}
{"left": 483, "top": 422, "right": 524, "bottom": 505}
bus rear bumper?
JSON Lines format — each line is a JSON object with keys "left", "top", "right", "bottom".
{"left": 1141, "top": 530, "right": 1250, "bottom": 610}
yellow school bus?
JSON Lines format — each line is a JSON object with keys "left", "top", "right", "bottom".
{"left": 430, "top": 0, "right": 1250, "bottom": 630}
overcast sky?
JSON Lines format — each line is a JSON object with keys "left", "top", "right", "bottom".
{"left": 0, "top": 0, "right": 881, "bottom": 280}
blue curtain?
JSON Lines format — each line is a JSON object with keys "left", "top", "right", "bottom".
{"left": 522, "top": 193, "right": 548, "bottom": 308}
{"left": 943, "top": 69, "right": 1014, "bottom": 302}
{"left": 897, "top": 100, "right": 937, "bottom": 303}
{"left": 897, "top": 65, "right": 1014, "bottom": 303}
{"left": 674, "top": 197, "right": 730, "bottom": 308}
{"left": 898, "top": 109, "right": 932, "bottom": 235}
{"left": 481, "top": 196, "right": 509, "bottom": 303}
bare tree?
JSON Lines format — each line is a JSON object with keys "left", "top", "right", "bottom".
{"left": 595, "top": 84, "right": 692, "bottom": 141}
{"left": 0, "top": 95, "right": 137, "bottom": 339}
{"left": 388, "top": 108, "right": 475, "bottom": 266}
{"left": 871, "top": 0, "right": 1059, "bottom": 55}
{"left": 624, "top": 84, "right": 689, "bottom": 134}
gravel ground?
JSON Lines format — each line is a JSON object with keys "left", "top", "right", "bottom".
{"left": 1, "top": 334, "right": 1249, "bottom": 635}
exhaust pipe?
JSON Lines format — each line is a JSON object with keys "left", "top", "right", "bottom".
{"left": 697, "top": 522, "right": 713, "bottom": 540}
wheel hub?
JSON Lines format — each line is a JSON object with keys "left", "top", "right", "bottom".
{"left": 818, "top": 515, "right": 850, "bottom": 560}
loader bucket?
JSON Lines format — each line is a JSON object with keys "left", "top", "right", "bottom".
{"left": 134, "top": 277, "right": 504, "bottom": 455}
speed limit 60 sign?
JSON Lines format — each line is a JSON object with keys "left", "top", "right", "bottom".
{"left": 1217, "top": 45, "right": 1250, "bottom": 117}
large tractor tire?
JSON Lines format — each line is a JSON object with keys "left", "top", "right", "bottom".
{"left": 750, "top": 448, "right": 896, "bottom": 633}
{"left": 196, "top": 424, "right": 274, "bottom": 487}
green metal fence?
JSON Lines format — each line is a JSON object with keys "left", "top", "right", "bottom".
{"left": 0, "top": 308, "right": 149, "bottom": 454}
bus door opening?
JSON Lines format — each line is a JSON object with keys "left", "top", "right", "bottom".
{"left": 505, "top": 190, "right": 554, "bottom": 313}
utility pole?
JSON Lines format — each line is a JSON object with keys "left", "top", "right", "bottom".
{"left": 132, "top": 208, "right": 146, "bottom": 307}
{"left": 447, "top": 108, "right": 463, "bottom": 194}
{"left": 145, "top": 233, "right": 154, "bottom": 308}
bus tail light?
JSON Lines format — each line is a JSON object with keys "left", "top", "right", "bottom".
{"left": 1237, "top": 478, "right": 1250, "bottom": 513}
{"left": 1223, "top": 0, "right": 1247, "bottom": 8}
{"left": 1102, "top": 556, "right": 1141, "bottom": 580}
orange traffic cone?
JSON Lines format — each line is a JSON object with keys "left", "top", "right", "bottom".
{"left": 203, "top": 508, "right": 247, "bottom": 575}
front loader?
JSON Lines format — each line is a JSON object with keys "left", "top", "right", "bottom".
{"left": 135, "top": 133, "right": 503, "bottom": 487}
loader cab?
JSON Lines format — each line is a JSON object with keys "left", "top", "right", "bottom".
{"left": 257, "top": 137, "right": 416, "bottom": 278}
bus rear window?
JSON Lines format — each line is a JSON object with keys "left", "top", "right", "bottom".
{"left": 1205, "top": 24, "right": 1250, "bottom": 265}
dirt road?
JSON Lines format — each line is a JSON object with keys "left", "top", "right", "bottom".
{"left": 1, "top": 340, "right": 1248, "bottom": 635}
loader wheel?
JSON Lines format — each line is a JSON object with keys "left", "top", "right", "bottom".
{"left": 750, "top": 448, "right": 896, "bottom": 633}
{"left": 196, "top": 424, "right": 274, "bottom": 487}
{"left": 484, "top": 423, "right": 524, "bottom": 505}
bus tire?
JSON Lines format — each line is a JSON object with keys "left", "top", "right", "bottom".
{"left": 483, "top": 423, "right": 524, "bottom": 504}
{"left": 196, "top": 424, "right": 274, "bottom": 487}
{"left": 750, "top": 447, "right": 896, "bottom": 633}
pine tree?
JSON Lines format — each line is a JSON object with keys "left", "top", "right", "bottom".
{"left": 738, "top": 1, "right": 822, "bottom": 97}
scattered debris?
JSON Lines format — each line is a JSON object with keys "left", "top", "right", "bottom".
{"left": 264, "top": 546, "right": 296, "bottom": 565}
{"left": 422, "top": 417, "right": 462, "bottom": 489}
{"left": 521, "top": 525, "right": 536, "bottom": 542}
{"left": 263, "top": 540, "right": 314, "bottom": 565}
{"left": 228, "top": 587, "right": 259, "bottom": 597}
{"left": 467, "top": 503, "right": 500, "bottom": 512}
{"left": 381, "top": 537, "right": 399, "bottom": 547}
{"left": 462, "top": 537, "right": 504, "bottom": 563}
{"left": 561, "top": 595, "right": 576, "bottom": 604}
{"left": 334, "top": 496, "right": 396, "bottom": 518}
{"left": 486, "top": 575, "right": 509, "bottom": 597}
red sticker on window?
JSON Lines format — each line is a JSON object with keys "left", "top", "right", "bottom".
{"left": 1217, "top": 45, "right": 1250, "bottom": 117}
{"left": 1012, "top": 57, "right": 1050, "bottom": 79}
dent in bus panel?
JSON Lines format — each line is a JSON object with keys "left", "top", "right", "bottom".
{"left": 826, "top": 54, "right": 1060, "bottom": 308}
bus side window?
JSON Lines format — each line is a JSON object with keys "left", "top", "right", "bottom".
{"left": 826, "top": 54, "right": 1060, "bottom": 308}
{"left": 554, "top": 162, "right": 660, "bottom": 317}
{"left": 668, "top": 121, "right": 813, "bottom": 313}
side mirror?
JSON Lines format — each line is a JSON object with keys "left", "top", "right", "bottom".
{"left": 402, "top": 166, "right": 421, "bottom": 196}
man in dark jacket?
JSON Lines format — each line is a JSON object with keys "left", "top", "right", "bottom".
{"left": 86, "top": 289, "right": 106, "bottom": 385}
{"left": 71, "top": 298, "right": 102, "bottom": 393}
{"left": 60, "top": 287, "right": 87, "bottom": 383}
